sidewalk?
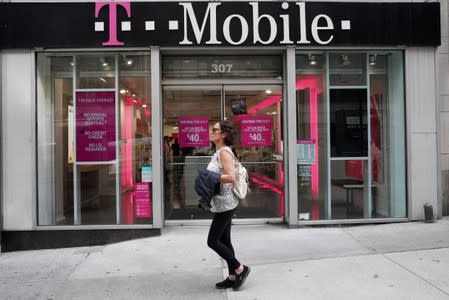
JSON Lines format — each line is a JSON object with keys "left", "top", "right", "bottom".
{"left": 1, "top": 218, "right": 449, "bottom": 300}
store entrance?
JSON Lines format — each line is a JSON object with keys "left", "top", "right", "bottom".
{"left": 162, "top": 85, "right": 284, "bottom": 221}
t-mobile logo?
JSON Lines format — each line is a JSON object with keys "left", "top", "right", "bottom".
{"left": 95, "top": 2, "right": 131, "bottom": 46}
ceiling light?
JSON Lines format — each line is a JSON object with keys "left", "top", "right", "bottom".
{"left": 100, "top": 57, "right": 109, "bottom": 67}
{"left": 265, "top": 89, "right": 272, "bottom": 94}
{"left": 69, "top": 62, "right": 74, "bottom": 67}
{"left": 172, "top": 126, "right": 178, "bottom": 130}
{"left": 340, "top": 54, "right": 351, "bottom": 66}
{"left": 369, "top": 54, "right": 377, "bottom": 66}
{"left": 99, "top": 77, "right": 107, "bottom": 83}
{"left": 132, "top": 93, "right": 136, "bottom": 98}
{"left": 120, "top": 89, "right": 127, "bottom": 94}
{"left": 142, "top": 104, "right": 147, "bottom": 108}
{"left": 308, "top": 54, "right": 317, "bottom": 66}
{"left": 122, "top": 54, "right": 134, "bottom": 67}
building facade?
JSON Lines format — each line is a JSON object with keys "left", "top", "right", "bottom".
{"left": 0, "top": 0, "right": 444, "bottom": 251}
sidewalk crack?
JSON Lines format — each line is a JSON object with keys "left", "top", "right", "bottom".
{"left": 383, "top": 254, "right": 449, "bottom": 297}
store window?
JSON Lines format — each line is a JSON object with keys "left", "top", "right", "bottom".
{"left": 296, "top": 51, "right": 406, "bottom": 221}
{"left": 37, "top": 52, "right": 152, "bottom": 225}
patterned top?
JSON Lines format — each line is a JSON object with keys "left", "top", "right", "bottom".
{"left": 207, "top": 146, "right": 239, "bottom": 213}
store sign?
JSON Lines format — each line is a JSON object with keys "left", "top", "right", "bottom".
{"left": 297, "top": 140, "right": 316, "bottom": 165}
{"left": 76, "top": 91, "right": 116, "bottom": 162}
{"left": 135, "top": 182, "right": 152, "bottom": 218}
{"left": 241, "top": 116, "right": 272, "bottom": 147}
{"left": 141, "top": 165, "right": 152, "bottom": 183}
{"left": 0, "top": 2, "right": 440, "bottom": 48}
{"left": 178, "top": 116, "right": 209, "bottom": 148}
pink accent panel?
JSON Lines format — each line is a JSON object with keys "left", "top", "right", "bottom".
{"left": 95, "top": 2, "right": 131, "bottom": 46}
{"left": 296, "top": 76, "right": 323, "bottom": 220}
{"left": 121, "top": 191, "right": 134, "bottom": 224}
{"left": 309, "top": 87, "right": 320, "bottom": 220}
{"left": 370, "top": 94, "right": 381, "bottom": 182}
{"left": 178, "top": 116, "right": 209, "bottom": 148}
{"left": 240, "top": 115, "right": 273, "bottom": 147}
{"left": 247, "top": 95, "right": 281, "bottom": 114}
{"left": 121, "top": 100, "right": 133, "bottom": 188}
{"left": 346, "top": 160, "right": 363, "bottom": 180}
{"left": 76, "top": 91, "right": 116, "bottom": 162}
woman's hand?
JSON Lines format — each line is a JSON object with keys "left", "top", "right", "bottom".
{"left": 219, "top": 150, "right": 236, "bottom": 184}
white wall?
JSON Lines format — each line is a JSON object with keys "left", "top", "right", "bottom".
{"left": 1, "top": 51, "right": 36, "bottom": 230}
{"left": 405, "top": 48, "right": 439, "bottom": 220}
{"left": 439, "top": 0, "right": 449, "bottom": 217}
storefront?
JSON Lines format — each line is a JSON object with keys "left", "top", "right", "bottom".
{"left": 0, "top": 1, "right": 441, "bottom": 250}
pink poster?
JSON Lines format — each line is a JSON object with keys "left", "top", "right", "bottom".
{"left": 178, "top": 116, "right": 209, "bottom": 148}
{"left": 135, "top": 182, "right": 152, "bottom": 218}
{"left": 76, "top": 91, "right": 116, "bottom": 162}
{"left": 241, "top": 116, "right": 273, "bottom": 147}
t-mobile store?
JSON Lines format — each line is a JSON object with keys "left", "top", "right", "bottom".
{"left": 0, "top": 1, "right": 441, "bottom": 250}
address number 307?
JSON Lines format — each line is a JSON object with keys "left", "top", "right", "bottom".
{"left": 211, "top": 64, "right": 233, "bottom": 73}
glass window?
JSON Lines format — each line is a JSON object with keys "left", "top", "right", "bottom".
{"left": 295, "top": 53, "right": 328, "bottom": 221}
{"left": 77, "top": 55, "right": 115, "bottom": 89}
{"left": 296, "top": 51, "right": 406, "bottom": 221}
{"left": 37, "top": 52, "right": 152, "bottom": 225}
{"left": 329, "top": 53, "right": 366, "bottom": 86}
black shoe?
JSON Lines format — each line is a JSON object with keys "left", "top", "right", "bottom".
{"left": 215, "top": 277, "right": 235, "bottom": 289}
{"left": 233, "top": 266, "right": 250, "bottom": 290}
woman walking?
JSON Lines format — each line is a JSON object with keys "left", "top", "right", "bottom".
{"left": 206, "top": 120, "right": 250, "bottom": 290}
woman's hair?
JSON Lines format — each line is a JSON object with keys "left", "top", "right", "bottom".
{"left": 219, "top": 120, "right": 234, "bottom": 146}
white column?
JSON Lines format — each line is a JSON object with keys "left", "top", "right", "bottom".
{"left": 286, "top": 47, "right": 298, "bottom": 225}
{"left": 2, "top": 51, "right": 36, "bottom": 230}
{"left": 151, "top": 47, "right": 163, "bottom": 228}
{"left": 405, "top": 48, "right": 439, "bottom": 220}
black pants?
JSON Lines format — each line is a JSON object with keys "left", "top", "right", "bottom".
{"left": 207, "top": 208, "right": 240, "bottom": 275}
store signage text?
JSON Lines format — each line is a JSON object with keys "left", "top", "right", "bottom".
{"left": 95, "top": 2, "right": 341, "bottom": 46}
{"left": 76, "top": 91, "right": 116, "bottom": 162}
{"left": 241, "top": 116, "right": 273, "bottom": 147}
{"left": 178, "top": 116, "right": 210, "bottom": 148}
{"left": 179, "top": 2, "right": 337, "bottom": 46}
{"left": 211, "top": 64, "right": 233, "bottom": 73}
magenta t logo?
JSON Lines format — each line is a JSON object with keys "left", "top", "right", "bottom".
{"left": 95, "top": 2, "right": 131, "bottom": 46}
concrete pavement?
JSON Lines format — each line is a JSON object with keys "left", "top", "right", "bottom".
{"left": 1, "top": 218, "right": 449, "bottom": 299}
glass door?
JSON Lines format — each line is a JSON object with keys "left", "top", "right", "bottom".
{"left": 163, "top": 84, "right": 285, "bottom": 220}
{"left": 224, "top": 85, "right": 285, "bottom": 219}
{"left": 163, "top": 86, "right": 221, "bottom": 220}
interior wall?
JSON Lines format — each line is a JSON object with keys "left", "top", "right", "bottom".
{"left": 2, "top": 51, "right": 36, "bottom": 230}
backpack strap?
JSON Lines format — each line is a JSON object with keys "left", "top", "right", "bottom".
{"left": 216, "top": 147, "right": 237, "bottom": 170}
